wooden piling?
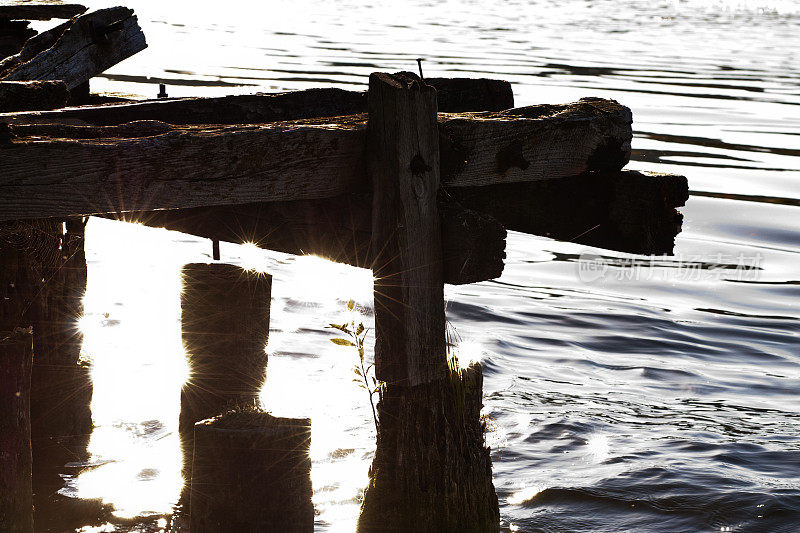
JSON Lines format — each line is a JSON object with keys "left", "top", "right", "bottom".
{"left": 368, "top": 71, "right": 446, "bottom": 387}
{"left": 178, "top": 263, "right": 271, "bottom": 477}
{"left": 359, "top": 364, "right": 499, "bottom": 532}
{"left": 0, "top": 329, "right": 34, "bottom": 533}
{"left": 29, "top": 218, "right": 92, "bottom": 442}
{"left": 362, "top": 72, "right": 499, "bottom": 531}
{"left": 190, "top": 411, "right": 313, "bottom": 532}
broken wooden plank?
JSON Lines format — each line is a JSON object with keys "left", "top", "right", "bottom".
{"left": 105, "top": 193, "right": 506, "bottom": 285}
{"left": 0, "top": 19, "right": 72, "bottom": 74}
{"left": 0, "top": 4, "right": 86, "bottom": 21}
{"left": 0, "top": 7, "right": 146, "bottom": 90}
{"left": 368, "top": 71, "right": 446, "bottom": 387}
{"left": 0, "top": 80, "right": 68, "bottom": 112}
{"left": 449, "top": 170, "right": 688, "bottom": 255}
{"left": 0, "top": 77, "right": 512, "bottom": 127}
{"left": 0, "top": 97, "right": 629, "bottom": 222}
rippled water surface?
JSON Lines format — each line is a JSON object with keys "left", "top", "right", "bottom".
{"left": 36, "top": 0, "right": 800, "bottom": 531}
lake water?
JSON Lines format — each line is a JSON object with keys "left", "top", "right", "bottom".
{"left": 32, "top": 0, "right": 800, "bottom": 531}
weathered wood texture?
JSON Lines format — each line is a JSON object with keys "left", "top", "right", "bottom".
{"left": 0, "top": 117, "right": 368, "bottom": 221}
{"left": 0, "top": 329, "right": 34, "bottom": 533}
{"left": 0, "top": 7, "right": 146, "bottom": 90}
{"left": 369, "top": 71, "right": 446, "bottom": 387}
{"left": 190, "top": 412, "right": 313, "bottom": 533}
{"left": 0, "top": 99, "right": 629, "bottom": 223}
{"left": 0, "top": 78, "right": 510, "bottom": 126}
{"left": 439, "top": 96, "right": 631, "bottom": 187}
{"left": 111, "top": 193, "right": 506, "bottom": 285}
{"left": 0, "top": 19, "right": 36, "bottom": 60}
{"left": 450, "top": 170, "right": 688, "bottom": 255}
{"left": 359, "top": 365, "right": 499, "bottom": 532}
{"left": 0, "top": 80, "right": 68, "bottom": 112}
{"left": 0, "top": 18, "right": 72, "bottom": 74}
{"left": 179, "top": 264, "right": 271, "bottom": 481}
{"left": 0, "top": 4, "right": 87, "bottom": 21}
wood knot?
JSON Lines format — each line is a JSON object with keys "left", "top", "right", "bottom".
{"left": 496, "top": 139, "right": 529, "bottom": 174}
{"left": 410, "top": 153, "right": 431, "bottom": 175}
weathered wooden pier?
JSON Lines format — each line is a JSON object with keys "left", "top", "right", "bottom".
{"left": 0, "top": 4, "right": 688, "bottom": 532}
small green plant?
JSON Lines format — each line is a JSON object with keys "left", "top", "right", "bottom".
{"left": 328, "top": 299, "right": 381, "bottom": 432}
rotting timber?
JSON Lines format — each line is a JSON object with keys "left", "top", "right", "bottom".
{"left": 0, "top": 9, "right": 691, "bottom": 527}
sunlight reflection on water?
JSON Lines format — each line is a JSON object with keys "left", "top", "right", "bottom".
{"left": 72, "top": 218, "right": 378, "bottom": 529}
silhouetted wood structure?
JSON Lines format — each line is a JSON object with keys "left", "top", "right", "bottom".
{"left": 190, "top": 411, "right": 313, "bottom": 533}
{"left": 0, "top": 329, "right": 34, "bottom": 533}
{"left": 0, "top": 8, "right": 691, "bottom": 527}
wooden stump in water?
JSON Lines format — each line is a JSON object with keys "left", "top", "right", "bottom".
{"left": 0, "top": 329, "right": 34, "bottom": 533}
{"left": 178, "top": 263, "right": 272, "bottom": 477}
{"left": 190, "top": 411, "right": 313, "bottom": 532}
{"left": 358, "top": 363, "right": 499, "bottom": 532}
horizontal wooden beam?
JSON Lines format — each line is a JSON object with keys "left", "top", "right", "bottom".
{"left": 1, "top": 88, "right": 369, "bottom": 126}
{"left": 0, "top": 118, "right": 368, "bottom": 221}
{"left": 0, "top": 98, "right": 629, "bottom": 221}
{"left": 450, "top": 170, "right": 688, "bottom": 255}
{"left": 0, "top": 77, "right": 512, "bottom": 126}
{"left": 0, "top": 4, "right": 87, "bottom": 21}
{"left": 108, "top": 193, "right": 506, "bottom": 285}
{"left": 439, "top": 97, "right": 631, "bottom": 187}
{"left": 0, "top": 7, "right": 146, "bottom": 90}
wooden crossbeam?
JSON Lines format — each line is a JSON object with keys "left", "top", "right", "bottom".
{"left": 0, "top": 99, "right": 630, "bottom": 221}
{"left": 450, "top": 170, "right": 688, "bottom": 255}
{"left": 117, "top": 193, "right": 506, "bottom": 286}
{"left": 0, "top": 7, "right": 146, "bottom": 90}
{"left": 0, "top": 78, "right": 512, "bottom": 126}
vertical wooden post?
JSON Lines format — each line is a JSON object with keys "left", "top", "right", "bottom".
{"left": 178, "top": 263, "right": 271, "bottom": 478}
{"left": 368, "top": 71, "right": 446, "bottom": 387}
{"left": 0, "top": 221, "right": 39, "bottom": 533}
{"left": 30, "top": 217, "right": 92, "bottom": 443}
{"left": 361, "top": 72, "right": 499, "bottom": 531}
{"left": 0, "top": 329, "right": 34, "bottom": 533}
